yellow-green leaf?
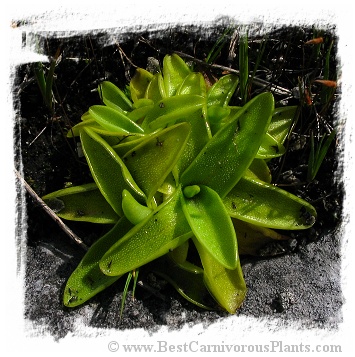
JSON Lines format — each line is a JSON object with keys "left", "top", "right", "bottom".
{"left": 122, "top": 123, "right": 190, "bottom": 204}
{"left": 163, "top": 53, "right": 192, "bottom": 97}
{"left": 181, "top": 185, "right": 237, "bottom": 270}
{"left": 181, "top": 92, "right": 274, "bottom": 198}
{"left": 63, "top": 217, "right": 133, "bottom": 307}
{"left": 99, "top": 81, "right": 133, "bottom": 112}
{"left": 224, "top": 176, "right": 317, "bottom": 229}
{"left": 193, "top": 238, "right": 247, "bottom": 314}
{"left": 99, "top": 187, "right": 193, "bottom": 276}
{"left": 89, "top": 105, "right": 144, "bottom": 134}
{"left": 42, "top": 183, "right": 119, "bottom": 224}
{"left": 130, "top": 68, "right": 154, "bottom": 103}
{"left": 80, "top": 127, "right": 145, "bottom": 215}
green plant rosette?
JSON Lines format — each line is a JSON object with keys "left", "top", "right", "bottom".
{"left": 43, "top": 53, "right": 317, "bottom": 314}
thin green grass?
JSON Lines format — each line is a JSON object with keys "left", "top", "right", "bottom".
{"left": 205, "top": 28, "right": 232, "bottom": 65}
{"left": 33, "top": 46, "right": 61, "bottom": 114}
{"left": 238, "top": 33, "right": 249, "bottom": 105}
{"left": 307, "top": 129, "right": 336, "bottom": 182}
{"left": 119, "top": 269, "right": 140, "bottom": 319}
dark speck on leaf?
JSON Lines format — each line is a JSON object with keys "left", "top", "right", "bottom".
{"left": 299, "top": 206, "right": 315, "bottom": 225}
{"left": 67, "top": 295, "right": 78, "bottom": 304}
{"left": 107, "top": 260, "right": 112, "bottom": 272}
{"left": 271, "top": 145, "right": 279, "bottom": 153}
{"left": 86, "top": 276, "right": 95, "bottom": 286}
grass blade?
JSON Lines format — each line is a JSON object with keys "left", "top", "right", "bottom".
{"left": 120, "top": 271, "right": 133, "bottom": 318}
{"left": 239, "top": 33, "right": 249, "bottom": 105}
{"left": 307, "top": 129, "right": 336, "bottom": 181}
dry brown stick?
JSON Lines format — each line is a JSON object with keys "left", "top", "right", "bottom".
{"left": 173, "top": 51, "right": 292, "bottom": 97}
{"left": 15, "top": 169, "right": 88, "bottom": 251}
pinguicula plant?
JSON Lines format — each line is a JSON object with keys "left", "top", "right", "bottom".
{"left": 42, "top": 53, "right": 316, "bottom": 314}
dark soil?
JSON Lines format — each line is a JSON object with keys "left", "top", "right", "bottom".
{"left": 15, "top": 24, "right": 343, "bottom": 340}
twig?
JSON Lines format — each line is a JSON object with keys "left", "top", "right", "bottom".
{"left": 15, "top": 169, "right": 88, "bottom": 251}
{"left": 28, "top": 122, "right": 48, "bottom": 147}
{"left": 115, "top": 41, "right": 137, "bottom": 81}
{"left": 173, "top": 51, "right": 292, "bottom": 97}
{"left": 115, "top": 41, "right": 137, "bottom": 69}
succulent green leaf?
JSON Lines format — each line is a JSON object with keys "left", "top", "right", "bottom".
{"left": 122, "top": 189, "right": 153, "bottom": 225}
{"left": 80, "top": 127, "right": 145, "bottom": 216}
{"left": 177, "top": 72, "right": 207, "bottom": 96}
{"left": 99, "top": 186, "right": 193, "bottom": 276}
{"left": 207, "top": 104, "right": 231, "bottom": 135}
{"left": 63, "top": 217, "right": 133, "bottom": 307}
{"left": 181, "top": 185, "right": 238, "bottom": 269}
{"left": 130, "top": 68, "right": 154, "bottom": 103}
{"left": 232, "top": 218, "right": 289, "bottom": 256}
{"left": 133, "top": 98, "right": 154, "bottom": 109}
{"left": 158, "top": 72, "right": 167, "bottom": 99}
{"left": 157, "top": 172, "right": 177, "bottom": 196}
{"left": 70, "top": 113, "right": 142, "bottom": 140}
{"left": 81, "top": 111, "right": 93, "bottom": 121}
{"left": 42, "top": 183, "right": 119, "bottom": 224}
{"left": 209, "top": 106, "right": 242, "bottom": 135}
{"left": 224, "top": 175, "right": 317, "bottom": 229}
{"left": 181, "top": 92, "right": 274, "bottom": 197}
{"left": 127, "top": 99, "right": 154, "bottom": 122}
{"left": 89, "top": 105, "right": 144, "bottom": 134}
{"left": 99, "top": 81, "right": 133, "bottom": 112}
{"left": 193, "top": 238, "right": 246, "bottom": 314}
{"left": 67, "top": 118, "right": 100, "bottom": 138}
{"left": 257, "top": 132, "right": 286, "bottom": 159}
{"left": 183, "top": 185, "right": 201, "bottom": 198}
{"left": 145, "top": 73, "right": 165, "bottom": 102}
{"left": 122, "top": 123, "right": 190, "bottom": 204}
{"left": 207, "top": 105, "right": 231, "bottom": 124}
{"left": 168, "top": 239, "right": 189, "bottom": 264}
{"left": 112, "top": 135, "right": 148, "bottom": 157}
{"left": 163, "top": 53, "right": 192, "bottom": 97}
{"left": 218, "top": 106, "right": 241, "bottom": 124}
{"left": 150, "top": 254, "right": 217, "bottom": 310}
{"left": 245, "top": 159, "right": 272, "bottom": 183}
{"left": 127, "top": 105, "right": 154, "bottom": 123}
{"left": 268, "top": 106, "right": 297, "bottom": 144}
{"left": 142, "top": 95, "right": 205, "bottom": 132}
{"left": 173, "top": 110, "right": 210, "bottom": 177}
{"left": 88, "top": 128, "right": 144, "bottom": 142}
{"left": 207, "top": 74, "right": 239, "bottom": 107}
